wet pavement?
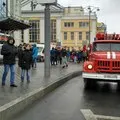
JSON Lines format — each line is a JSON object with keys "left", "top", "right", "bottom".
{"left": 0, "top": 62, "right": 82, "bottom": 106}
{"left": 10, "top": 76, "right": 120, "bottom": 120}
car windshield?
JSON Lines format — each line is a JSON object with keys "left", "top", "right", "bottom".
{"left": 93, "top": 43, "right": 120, "bottom": 52}
{"left": 37, "top": 47, "right": 43, "bottom": 52}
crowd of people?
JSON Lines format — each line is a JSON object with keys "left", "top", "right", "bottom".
{"left": 0, "top": 37, "right": 88, "bottom": 87}
{"left": 1, "top": 37, "right": 38, "bottom": 87}
{"left": 50, "top": 47, "right": 87, "bottom": 68}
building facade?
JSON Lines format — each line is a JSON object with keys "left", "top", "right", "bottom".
{"left": 0, "top": 0, "right": 25, "bottom": 45}
{"left": 7, "top": 0, "right": 22, "bottom": 45}
{"left": 61, "top": 7, "right": 97, "bottom": 50}
{"left": 21, "top": 6, "right": 98, "bottom": 50}
{"left": 0, "top": 0, "right": 6, "bottom": 18}
{"left": 97, "top": 22, "right": 107, "bottom": 33}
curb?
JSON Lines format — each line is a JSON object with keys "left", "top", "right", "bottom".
{"left": 81, "top": 109, "right": 120, "bottom": 120}
{"left": 0, "top": 71, "right": 82, "bottom": 120}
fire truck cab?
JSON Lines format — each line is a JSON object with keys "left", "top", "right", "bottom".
{"left": 82, "top": 33, "right": 120, "bottom": 88}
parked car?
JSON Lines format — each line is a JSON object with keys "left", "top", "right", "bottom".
{"left": 35, "top": 43, "right": 56, "bottom": 62}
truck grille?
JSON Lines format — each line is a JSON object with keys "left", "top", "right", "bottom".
{"left": 96, "top": 60, "right": 120, "bottom": 73}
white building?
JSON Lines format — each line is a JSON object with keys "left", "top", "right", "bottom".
{"left": 20, "top": 6, "right": 97, "bottom": 49}
{"left": 0, "top": 1, "right": 98, "bottom": 48}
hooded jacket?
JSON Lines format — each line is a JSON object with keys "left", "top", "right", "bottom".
{"left": 32, "top": 44, "right": 38, "bottom": 59}
{"left": 1, "top": 37, "right": 17, "bottom": 64}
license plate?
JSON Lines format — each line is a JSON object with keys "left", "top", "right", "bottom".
{"left": 104, "top": 75, "right": 117, "bottom": 79}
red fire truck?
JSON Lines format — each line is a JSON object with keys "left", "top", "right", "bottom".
{"left": 82, "top": 33, "right": 120, "bottom": 88}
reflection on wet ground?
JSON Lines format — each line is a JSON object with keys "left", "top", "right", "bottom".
{"left": 84, "top": 81, "right": 119, "bottom": 93}
{"left": 83, "top": 81, "right": 120, "bottom": 117}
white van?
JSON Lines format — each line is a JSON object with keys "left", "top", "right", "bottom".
{"left": 36, "top": 43, "right": 56, "bottom": 62}
{"left": 36, "top": 44, "right": 45, "bottom": 62}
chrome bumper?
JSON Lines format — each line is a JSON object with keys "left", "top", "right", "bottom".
{"left": 82, "top": 72, "right": 120, "bottom": 80}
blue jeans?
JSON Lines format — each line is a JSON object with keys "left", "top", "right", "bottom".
{"left": 32, "top": 58, "right": 37, "bottom": 68}
{"left": 21, "top": 69, "right": 30, "bottom": 81}
{"left": 2, "top": 64, "right": 15, "bottom": 85}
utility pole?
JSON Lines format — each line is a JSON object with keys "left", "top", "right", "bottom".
{"left": 89, "top": 10, "right": 91, "bottom": 45}
{"left": 30, "top": 0, "right": 58, "bottom": 77}
{"left": 44, "top": 4, "right": 51, "bottom": 77}
{"left": 31, "top": 1, "right": 34, "bottom": 11}
{"left": 87, "top": 6, "right": 100, "bottom": 45}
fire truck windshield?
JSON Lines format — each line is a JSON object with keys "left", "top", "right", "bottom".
{"left": 93, "top": 43, "right": 120, "bottom": 52}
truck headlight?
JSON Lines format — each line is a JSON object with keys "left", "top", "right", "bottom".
{"left": 88, "top": 64, "right": 93, "bottom": 69}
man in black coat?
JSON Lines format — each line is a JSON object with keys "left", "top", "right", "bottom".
{"left": 1, "top": 37, "right": 17, "bottom": 87}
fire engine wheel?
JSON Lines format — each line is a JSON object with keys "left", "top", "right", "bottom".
{"left": 117, "top": 82, "right": 120, "bottom": 90}
{"left": 84, "top": 78, "right": 96, "bottom": 89}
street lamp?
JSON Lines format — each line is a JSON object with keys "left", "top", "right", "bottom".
{"left": 87, "top": 6, "right": 100, "bottom": 45}
{"left": 81, "top": 6, "right": 100, "bottom": 45}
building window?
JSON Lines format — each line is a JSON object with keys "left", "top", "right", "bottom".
{"left": 29, "top": 20, "right": 40, "bottom": 43}
{"left": 86, "top": 32, "right": 89, "bottom": 40}
{"left": 0, "top": 0, "right": 6, "bottom": 18}
{"left": 64, "top": 32, "right": 67, "bottom": 40}
{"left": 64, "top": 22, "right": 67, "bottom": 27}
{"left": 51, "top": 20, "right": 56, "bottom": 42}
{"left": 79, "top": 32, "right": 82, "bottom": 40}
{"left": 64, "top": 22, "right": 74, "bottom": 27}
{"left": 71, "top": 32, "right": 74, "bottom": 40}
{"left": 79, "top": 22, "right": 89, "bottom": 27}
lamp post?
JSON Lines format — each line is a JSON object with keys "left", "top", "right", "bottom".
{"left": 88, "top": 9, "right": 91, "bottom": 45}
{"left": 31, "top": 0, "right": 59, "bottom": 77}
{"left": 87, "top": 6, "right": 100, "bottom": 45}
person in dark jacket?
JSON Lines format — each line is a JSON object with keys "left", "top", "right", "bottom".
{"left": 1, "top": 37, "right": 17, "bottom": 87}
{"left": 18, "top": 44, "right": 24, "bottom": 67}
{"left": 77, "top": 50, "right": 83, "bottom": 63}
{"left": 19, "top": 44, "right": 32, "bottom": 83}
{"left": 57, "top": 48, "right": 62, "bottom": 65}
{"left": 61, "top": 48, "right": 68, "bottom": 68}
{"left": 54, "top": 48, "right": 58, "bottom": 65}
{"left": 32, "top": 44, "right": 38, "bottom": 68}
{"left": 50, "top": 47, "right": 55, "bottom": 65}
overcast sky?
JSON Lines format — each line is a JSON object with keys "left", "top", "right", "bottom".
{"left": 58, "top": 0, "right": 120, "bottom": 33}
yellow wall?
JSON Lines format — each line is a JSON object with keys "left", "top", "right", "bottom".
{"left": 97, "top": 22, "right": 106, "bottom": 33}
{"left": 61, "top": 19, "right": 92, "bottom": 50}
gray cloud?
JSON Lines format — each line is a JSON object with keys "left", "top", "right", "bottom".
{"left": 58, "top": 0, "right": 120, "bottom": 33}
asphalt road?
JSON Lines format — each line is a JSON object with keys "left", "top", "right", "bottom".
{"left": 10, "top": 76, "right": 120, "bottom": 120}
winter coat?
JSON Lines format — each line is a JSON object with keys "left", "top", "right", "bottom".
{"left": 61, "top": 49, "right": 67, "bottom": 57}
{"left": 77, "top": 51, "right": 82, "bottom": 59}
{"left": 18, "top": 48, "right": 23, "bottom": 67}
{"left": 32, "top": 46, "right": 38, "bottom": 60}
{"left": 1, "top": 43, "right": 17, "bottom": 64}
{"left": 57, "top": 50, "right": 62, "bottom": 57}
{"left": 50, "top": 49, "right": 55, "bottom": 57}
{"left": 67, "top": 51, "right": 70, "bottom": 57}
{"left": 20, "top": 50, "right": 32, "bottom": 70}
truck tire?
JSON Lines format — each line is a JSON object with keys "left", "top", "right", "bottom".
{"left": 117, "top": 82, "right": 120, "bottom": 91}
{"left": 84, "top": 78, "right": 96, "bottom": 89}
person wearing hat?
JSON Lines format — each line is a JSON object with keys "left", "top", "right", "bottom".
{"left": 1, "top": 37, "right": 18, "bottom": 87}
